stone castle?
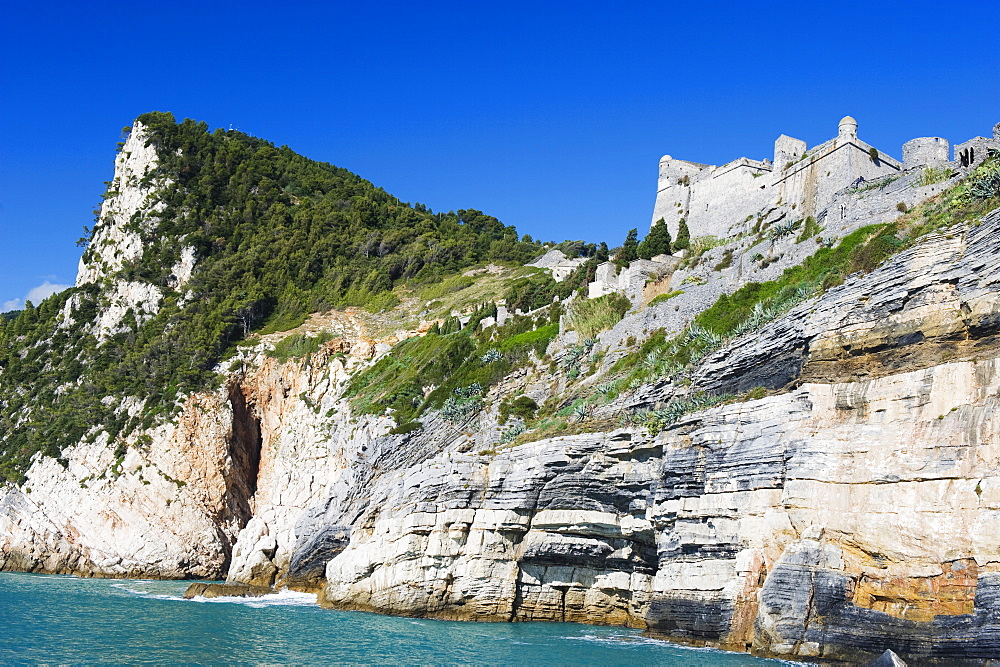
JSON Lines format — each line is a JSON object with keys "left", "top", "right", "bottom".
{"left": 650, "top": 117, "right": 1000, "bottom": 238}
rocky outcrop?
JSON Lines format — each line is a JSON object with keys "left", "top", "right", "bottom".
{"left": 0, "top": 390, "right": 253, "bottom": 578}
{"left": 4, "top": 118, "right": 1000, "bottom": 664}
{"left": 76, "top": 121, "right": 168, "bottom": 288}
{"left": 182, "top": 581, "right": 273, "bottom": 598}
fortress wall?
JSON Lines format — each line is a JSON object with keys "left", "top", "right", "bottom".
{"left": 774, "top": 134, "right": 807, "bottom": 170}
{"left": 685, "top": 164, "right": 773, "bottom": 238}
{"left": 651, "top": 158, "right": 706, "bottom": 235}
{"left": 775, "top": 139, "right": 901, "bottom": 218}
{"left": 954, "top": 136, "right": 1000, "bottom": 169}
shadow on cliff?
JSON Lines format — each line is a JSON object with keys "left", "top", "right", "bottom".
{"left": 219, "top": 382, "right": 262, "bottom": 569}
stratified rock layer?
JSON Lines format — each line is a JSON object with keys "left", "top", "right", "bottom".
{"left": 3, "top": 127, "right": 1000, "bottom": 663}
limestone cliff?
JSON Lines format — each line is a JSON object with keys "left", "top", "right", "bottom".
{"left": 3, "top": 114, "right": 1000, "bottom": 664}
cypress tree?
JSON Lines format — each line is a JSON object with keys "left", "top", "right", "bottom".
{"left": 638, "top": 218, "right": 672, "bottom": 259}
{"left": 616, "top": 228, "right": 639, "bottom": 266}
{"left": 674, "top": 217, "right": 691, "bottom": 251}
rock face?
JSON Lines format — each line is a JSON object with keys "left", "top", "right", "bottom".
{"left": 0, "top": 389, "right": 255, "bottom": 578}
{"left": 4, "top": 120, "right": 1000, "bottom": 664}
{"left": 76, "top": 121, "right": 168, "bottom": 289}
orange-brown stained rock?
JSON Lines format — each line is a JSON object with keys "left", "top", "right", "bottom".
{"left": 851, "top": 558, "right": 978, "bottom": 622}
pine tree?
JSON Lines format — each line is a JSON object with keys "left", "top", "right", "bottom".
{"left": 638, "top": 218, "right": 672, "bottom": 259}
{"left": 674, "top": 217, "right": 691, "bottom": 251}
{"left": 596, "top": 242, "right": 609, "bottom": 262}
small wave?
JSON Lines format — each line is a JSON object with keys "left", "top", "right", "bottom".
{"left": 188, "top": 589, "right": 318, "bottom": 608}
{"left": 110, "top": 582, "right": 150, "bottom": 596}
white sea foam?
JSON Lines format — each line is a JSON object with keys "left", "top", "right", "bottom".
{"left": 188, "top": 589, "right": 318, "bottom": 608}
{"left": 110, "top": 581, "right": 318, "bottom": 607}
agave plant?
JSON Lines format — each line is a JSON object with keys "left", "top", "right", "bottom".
{"left": 769, "top": 220, "right": 798, "bottom": 240}
{"left": 480, "top": 348, "right": 503, "bottom": 364}
{"left": 454, "top": 383, "right": 483, "bottom": 398}
{"left": 596, "top": 381, "right": 619, "bottom": 395}
{"left": 969, "top": 162, "right": 1000, "bottom": 200}
{"left": 441, "top": 395, "right": 484, "bottom": 423}
{"left": 500, "top": 422, "right": 527, "bottom": 444}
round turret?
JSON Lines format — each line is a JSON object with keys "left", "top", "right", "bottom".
{"left": 838, "top": 116, "right": 858, "bottom": 139}
{"left": 903, "top": 137, "right": 950, "bottom": 169}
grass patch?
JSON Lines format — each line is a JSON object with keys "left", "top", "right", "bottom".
{"left": 419, "top": 274, "right": 475, "bottom": 301}
{"left": 917, "top": 165, "right": 952, "bottom": 187}
{"left": 649, "top": 290, "right": 684, "bottom": 307}
{"left": 267, "top": 331, "right": 336, "bottom": 362}
{"left": 346, "top": 303, "right": 561, "bottom": 423}
{"left": 564, "top": 293, "right": 631, "bottom": 340}
{"left": 498, "top": 323, "right": 559, "bottom": 355}
{"left": 795, "top": 216, "right": 822, "bottom": 243}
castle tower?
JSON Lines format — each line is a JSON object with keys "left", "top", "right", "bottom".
{"left": 903, "top": 137, "right": 950, "bottom": 169}
{"left": 838, "top": 116, "right": 858, "bottom": 140}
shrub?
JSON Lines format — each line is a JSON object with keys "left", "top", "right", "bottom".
{"left": 967, "top": 160, "right": 1000, "bottom": 200}
{"left": 499, "top": 395, "right": 539, "bottom": 423}
{"left": 687, "top": 234, "right": 724, "bottom": 255}
{"left": 713, "top": 249, "right": 733, "bottom": 271}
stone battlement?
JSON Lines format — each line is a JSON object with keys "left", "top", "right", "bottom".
{"left": 651, "top": 117, "right": 1000, "bottom": 239}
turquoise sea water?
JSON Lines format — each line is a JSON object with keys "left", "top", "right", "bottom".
{"left": 1, "top": 572, "right": 792, "bottom": 664}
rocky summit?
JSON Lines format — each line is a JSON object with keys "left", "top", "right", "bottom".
{"left": 3, "top": 112, "right": 1000, "bottom": 663}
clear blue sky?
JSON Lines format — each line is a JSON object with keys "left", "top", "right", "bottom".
{"left": 3, "top": 0, "right": 999, "bottom": 310}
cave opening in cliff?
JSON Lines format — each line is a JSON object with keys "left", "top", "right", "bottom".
{"left": 227, "top": 383, "right": 262, "bottom": 527}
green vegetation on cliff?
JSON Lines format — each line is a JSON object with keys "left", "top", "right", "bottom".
{"left": 345, "top": 303, "right": 561, "bottom": 424}
{"left": 0, "top": 112, "right": 546, "bottom": 483}
{"left": 609, "top": 157, "right": 1000, "bottom": 396}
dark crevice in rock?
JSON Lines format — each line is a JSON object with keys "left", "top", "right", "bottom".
{"left": 286, "top": 524, "right": 350, "bottom": 587}
{"left": 219, "top": 382, "right": 262, "bottom": 569}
